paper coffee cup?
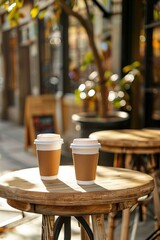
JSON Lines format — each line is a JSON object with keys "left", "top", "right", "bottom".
{"left": 34, "top": 133, "right": 63, "bottom": 180}
{"left": 70, "top": 138, "right": 101, "bottom": 185}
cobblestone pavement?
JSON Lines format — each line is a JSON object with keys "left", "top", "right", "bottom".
{"left": 0, "top": 120, "right": 156, "bottom": 239}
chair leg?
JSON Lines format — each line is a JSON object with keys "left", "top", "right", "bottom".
{"left": 130, "top": 206, "right": 139, "bottom": 240}
{"left": 125, "top": 154, "right": 132, "bottom": 169}
{"left": 113, "top": 153, "right": 123, "bottom": 167}
{"left": 145, "top": 227, "right": 160, "bottom": 240}
{"left": 152, "top": 172, "right": 160, "bottom": 229}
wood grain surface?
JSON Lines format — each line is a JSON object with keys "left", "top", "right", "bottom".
{"left": 89, "top": 129, "right": 160, "bottom": 148}
{"left": 0, "top": 166, "right": 154, "bottom": 209}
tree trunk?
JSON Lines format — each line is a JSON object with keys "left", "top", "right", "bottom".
{"left": 86, "top": 27, "right": 108, "bottom": 117}
{"left": 59, "top": 0, "right": 109, "bottom": 117}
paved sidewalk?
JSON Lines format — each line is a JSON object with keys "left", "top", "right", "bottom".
{"left": 0, "top": 120, "right": 157, "bottom": 239}
{"left": 0, "top": 120, "right": 36, "bottom": 172}
{"left": 0, "top": 120, "right": 73, "bottom": 174}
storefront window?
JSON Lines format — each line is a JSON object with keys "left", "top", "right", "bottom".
{"left": 144, "top": 0, "right": 160, "bottom": 125}
{"left": 39, "top": 16, "right": 62, "bottom": 94}
{"left": 8, "top": 29, "right": 18, "bottom": 106}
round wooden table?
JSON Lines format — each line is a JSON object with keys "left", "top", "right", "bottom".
{"left": 0, "top": 166, "right": 154, "bottom": 240}
{"left": 90, "top": 129, "right": 160, "bottom": 239}
{"left": 90, "top": 129, "right": 160, "bottom": 169}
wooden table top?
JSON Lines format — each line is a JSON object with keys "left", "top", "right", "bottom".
{"left": 89, "top": 129, "right": 160, "bottom": 148}
{"left": 0, "top": 166, "right": 154, "bottom": 210}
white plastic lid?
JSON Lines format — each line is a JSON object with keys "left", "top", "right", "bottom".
{"left": 70, "top": 138, "right": 101, "bottom": 148}
{"left": 34, "top": 133, "right": 63, "bottom": 145}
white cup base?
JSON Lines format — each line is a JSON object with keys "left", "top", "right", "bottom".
{"left": 77, "top": 180, "right": 95, "bottom": 185}
{"left": 41, "top": 175, "right": 57, "bottom": 180}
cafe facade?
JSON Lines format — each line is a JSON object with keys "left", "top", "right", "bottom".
{"left": 0, "top": 0, "right": 159, "bottom": 129}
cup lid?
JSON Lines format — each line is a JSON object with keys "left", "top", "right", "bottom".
{"left": 70, "top": 138, "right": 101, "bottom": 148}
{"left": 34, "top": 133, "right": 63, "bottom": 144}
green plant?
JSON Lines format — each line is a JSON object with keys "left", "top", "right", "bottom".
{"left": 75, "top": 60, "right": 142, "bottom": 114}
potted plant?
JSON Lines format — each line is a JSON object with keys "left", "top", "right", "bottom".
{"left": 56, "top": 0, "right": 133, "bottom": 137}
{"left": 72, "top": 60, "right": 142, "bottom": 137}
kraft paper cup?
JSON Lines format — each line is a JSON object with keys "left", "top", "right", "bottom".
{"left": 34, "top": 133, "right": 63, "bottom": 180}
{"left": 70, "top": 138, "right": 101, "bottom": 185}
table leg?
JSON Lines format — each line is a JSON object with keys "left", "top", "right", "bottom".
{"left": 80, "top": 215, "right": 90, "bottom": 240}
{"left": 107, "top": 213, "right": 116, "bottom": 240}
{"left": 53, "top": 216, "right": 72, "bottom": 239}
{"left": 42, "top": 215, "right": 54, "bottom": 240}
{"left": 92, "top": 214, "right": 106, "bottom": 240}
{"left": 64, "top": 217, "right": 71, "bottom": 239}
{"left": 76, "top": 216, "right": 94, "bottom": 240}
{"left": 120, "top": 208, "right": 130, "bottom": 240}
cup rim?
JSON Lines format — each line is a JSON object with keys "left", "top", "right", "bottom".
{"left": 34, "top": 139, "right": 63, "bottom": 145}
{"left": 70, "top": 143, "right": 101, "bottom": 148}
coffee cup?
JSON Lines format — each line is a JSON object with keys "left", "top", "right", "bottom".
{"left": 70, "top": 138, "right": 101, "bottom": 185}
{"left": 34, "top": 133, "right": 63, "bottom": 180}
